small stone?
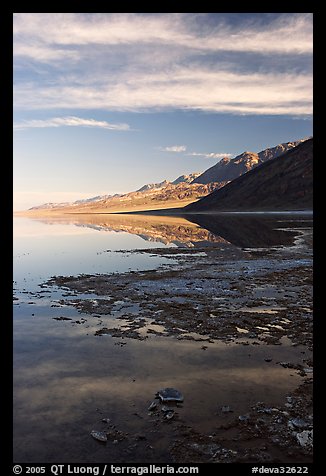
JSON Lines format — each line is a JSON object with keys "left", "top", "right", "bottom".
{"left": 157, "top": 388, "right": 184, "bottom": 403}
{"left": 257, "top": 407, "right": 273, "bottom": 414}
{"left": 113, "top": 439, "right": 119, "bottom": 444}
{"left": 148, "top": 401, "right": 157, "bottom": 411}
{"left": 239, "top": 415, "right": 250, "bottom": 422}
{"left": 264, "top": 358, "right": 272, "bottom": 362}
{"left": 288, "top": 418, "right": 310, "bottom": 430}
{"left": 91, "top": 430, "right": 107, "bottom": 442}
{"left": 101, "top": 418, "right": 111, "bottom": 424}
{"left": 221, "top": 406, "right": 233, "bottom": 413}
{"left": 53, "top": 316, "right": 72, "bottom": 321}
{"left": 296, "top": 430, "right": 313, "bottom": 448}
{"left": 161, "top": 405, "right": 170, "bottom": 413}
{"left": 165, "top": 411, "right": 175, "bottom": 420}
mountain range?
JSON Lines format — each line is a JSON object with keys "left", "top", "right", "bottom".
{"left": 186, "top": 138, "right": 313, "bottom": 212}
{"left": 24, "top": 137, "right": 312, "bottom": 214}
{"left": 192, "top": 140, "right": 306, "bottom": 184}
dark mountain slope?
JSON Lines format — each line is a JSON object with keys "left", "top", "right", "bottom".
{"left": 185, "top": 138, "right": 313, "bottom": 212}
{"left": 192, "top": 140, "right": 305, "bottom": 185}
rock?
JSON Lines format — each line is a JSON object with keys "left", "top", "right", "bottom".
{"left": 101, "top": 418, "right": 111, "bottom": 424}
{"left": 165, "top": 411, "right": 175, "bottom": 420}
{"left": 148, "top": 401, "right": 157, "bottom": 411}
{"left": 296, "top": 430, "right": 313, "bottom": 449}
{"left": 189, "top": 442, "right": 220, "bottom": 456}
{"left": 221, "top": 405, "right": 233, "bottom": 413}
{"left": 257, "top": 407, "right": 274, "bottom": 414}
{"left": 239, "top": 414, "right": 250, "bottom": 422}
{"left": 288, "top": 418, "right": 310, "bottom": 430}
{"left": 91, "top": 430, "right": 107, "bottom": 442}
{"left": 303, "top": 367, "right": 313, "bottom": 374}
{"left": 157, "top": 388, "right": 184, "bottom": 403}
{"left": 264, "top": 358, "right": 272, "bottom": 362}
{"left": 52, "top": 316, "right": 72, "bottom": 321}
{"left": 161, "top": 405, "right": 171, "bottom": 413}
{"left": 279, "top": 362, "right": 297, "bottom": 369}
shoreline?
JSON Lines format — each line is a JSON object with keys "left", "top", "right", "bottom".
{"left": 14, "top": 208, "right": 313, "bottom": 217}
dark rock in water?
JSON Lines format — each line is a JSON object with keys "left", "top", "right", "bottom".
{"left": 165, "top": 411, "right": 175, "bottom": 420}
{"left": 221, "top": 405, "right": 233, "bottom": 413}
{"left": 288, "top": 418, "right": 310, "bottom": 429}
{"left": 239, "top": 414, "right": 250, "bottom": 422}
{"left": 52, "top": 316, "right": 72, "bottom": 321}
{"left": 296, "top": 430, "right": 313, "bottom": 448}
{"left": 157, "top": 388, "right": 184, "bottom": 403}
{"left": 91, "top": 430, "right": 107, "bottom": 442}
{"left": 148, "top": 401, "right": 157, "bottom": 411}
{"left": 101, "top": 418, "right": 111, "bottom": 424}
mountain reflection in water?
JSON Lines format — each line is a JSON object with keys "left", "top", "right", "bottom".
{"left": 28, "top": 212, "right": 312, "bottom": 248}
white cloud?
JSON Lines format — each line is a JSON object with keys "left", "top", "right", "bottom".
{"left": 13, "top": 13, "right": 313, "bottom": 117}
{"left": 13, "top": 13, "right": 312, "bottom": 55}
{"left": 188, "top": 152, "right": 233, "bottom": 159}
{"left": 13, "top": 43, "right": 80, "bottom": 62}
{"left": 159, "top": 145, "right": 187, "bottom": 152}
{"left": 14, "top": 116, "right": 130, "bottom": 131}
{"left": 14, "top": 68, "right": 312, "bottom": 116}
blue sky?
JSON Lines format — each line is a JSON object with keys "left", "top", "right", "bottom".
{"left": 13, "top": 13, "right": 313, "bottom": 210}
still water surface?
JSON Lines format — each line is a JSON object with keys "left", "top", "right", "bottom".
{"left": 13, "top": 213, "right": 312, "bottom": 462}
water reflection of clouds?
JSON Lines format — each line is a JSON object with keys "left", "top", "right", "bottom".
{"left": 14, "top": 334, "right": 307, "bottom": 410}
{"left": 14, "top": 217, "right": 175, "bottom": 286}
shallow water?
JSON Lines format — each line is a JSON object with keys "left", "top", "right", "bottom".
{"left": 13, "top": 213, "right": 313, "bottom": 463}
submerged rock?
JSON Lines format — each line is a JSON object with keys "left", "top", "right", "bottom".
{"left": 238, "top": 414, "right": 250, "bottom": 422}
{"left": 288, "top": 418, "right": 310, "bottom": 430}
{"left": 91, "top": 430, "right": 107, "bottom": 442}
{"left": 101, "top": 418, "right": 111, "bottom": 424}
{"left": 148, "top": 401, "right": 157, "bottom": 411}
{"left": 157, "top": 388, "right": 184, "bottom": 403}
{"left": 165, "top": 411, "right": 175, "bottom": 420}
{"left": 296, "top": 430, "right": 313, "bottom": 449}
{"left": 221, "top": 405, "right": 233, "bottom": 413}
{"left": 52, "top": 316, "right": 72, "bottom": 321}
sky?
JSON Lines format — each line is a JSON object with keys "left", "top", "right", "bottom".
{"left": 13, "top": 12, "right": 313, "bottom": 210}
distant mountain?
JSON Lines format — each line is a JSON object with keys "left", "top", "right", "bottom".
{"left": 172, "top": 173, "right": 202, "bottom": 185}
{"left": 29, "top": 202, "right": 71, "bottom": 210}
{"left": 29, "top": 194, "right": 118, "bottom": 210}
{"left": 136, "top": 173, "right": 201, "bottom": 192}
{"left": 185, "top": 138, "right": 312, "bottom": 212}
{"left": 136, "top": 180, "right": 170, "bottom": 193}
{"left": 192, "top": 139, "right": 307, "bottom": 185}
{"left": 28, "top": 173, "right": 205, "bottom": 212}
